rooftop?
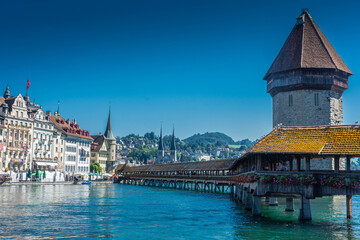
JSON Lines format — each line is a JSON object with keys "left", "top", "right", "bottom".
{"left": 264, "top": 10, "right": 352, "bottom": 79}
{"left": 246, "top": 125, "right": 360, "bottom": 156}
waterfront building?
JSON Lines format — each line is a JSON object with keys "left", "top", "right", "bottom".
{"left": 264, "top": 10, "right": 352, "bottom": 170}
{"left": 31, "top": 109, "right": 58, "bottom": 170}
{"left": 264, "top": 10, "right": 352, "bottom": 128}
{"left": 49, "top": 113, "right": 92, "bottom": 179}
{"left": 0, "top": 91, "right": 34, "bottom": 171}
{"left": 0, "top": 115, "right": 6, "bottom": 170}
{"left": 90, "top": 109, "right": 116, "bottom": 174}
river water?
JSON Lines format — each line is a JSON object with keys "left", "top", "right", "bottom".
{"left": 0, "top": 184, "right": 359, "bottom": 239}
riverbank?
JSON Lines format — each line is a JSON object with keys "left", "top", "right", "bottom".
{"left": 0, "top": 180, "right": 114, "bottom": 186}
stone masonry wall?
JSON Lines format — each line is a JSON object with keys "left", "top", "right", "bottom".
{"left": 273, "top": 90, "right": 344, "bottom": 170}
{"left": 273, "top": 90, "right": 343, "bottom": 127}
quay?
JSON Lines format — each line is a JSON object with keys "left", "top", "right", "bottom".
{"left": 0, "top": 180, "right": 113, "bottom": 187}
{"left": 117, "top": 125, "right": 360, "bottom": 221}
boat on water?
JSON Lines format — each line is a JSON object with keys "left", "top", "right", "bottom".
{"left": 82, "top": 181, "right": 91, "bottom": 185}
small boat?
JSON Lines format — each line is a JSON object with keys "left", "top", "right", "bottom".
{"left": 82, "top": 181, "right": 91, "bottom": 185}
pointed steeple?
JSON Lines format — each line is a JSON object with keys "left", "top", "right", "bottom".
{"left": 4, "top": 85, "right": 10, "bottom": 99}
{"left": 264, "top": 9, "right": 352, "bottom": 80}
{"left": 104, "top": 106, "right": 115, "bottom": 140}
{"left": 158, "top": 124, "right": 164, "bottom": 151}
{"left": 170, "top": 125, "right": 176, "bottom": 151}
{"left": 57, "top": 101, "right": 60, "bottom": 115}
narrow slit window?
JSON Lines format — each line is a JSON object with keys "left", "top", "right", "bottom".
{"left": 289, "top": 94, "right": 293, "bottom": 107}
{"left": 315, "top": 93, "right": 319, "bottom": 106}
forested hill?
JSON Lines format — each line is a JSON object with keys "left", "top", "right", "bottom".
{"left": 183, "top": 132, "right": 235, "bottom": 145}
{"left": 183, "top": 132, "right": 257, "bottom": 149}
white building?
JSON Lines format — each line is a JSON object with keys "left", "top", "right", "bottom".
{"left": 49, "top": 113, "right": 92, "bottom": 180}
{"left": 31, "top": 109, "right": 57, "bottom": 170}
{"left": 1, "top": 91, "right": 34, "bottom": 171}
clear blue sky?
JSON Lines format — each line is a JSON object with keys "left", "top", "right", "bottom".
{"left": 1, "top": 0, "right": 359, "bottom": 141}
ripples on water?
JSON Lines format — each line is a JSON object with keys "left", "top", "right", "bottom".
{"left": 0, "top": 184, "right": 359, "bottom": 239}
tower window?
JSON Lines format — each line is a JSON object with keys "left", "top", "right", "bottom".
{"left": 289, "top": 94, "right": 293, "bottom": 107}
{"left": 314, "top": 93, "right": 319, "bottom": 106}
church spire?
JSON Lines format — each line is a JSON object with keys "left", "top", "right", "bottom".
{"left": 158, "top": 124, "right": 164, "bottom": 151}
{"left": 3, "top": 85, "right": 10, "bottom": 99}
{"left": 170, "top": 125, "right": 176, "bottom": 151}
{"left": 104, "top": 106, "right": 115, "bottom": 140}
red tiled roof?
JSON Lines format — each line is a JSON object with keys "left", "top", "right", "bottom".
{"left": 49, "top": 114, "right": 93, "bottom": 140}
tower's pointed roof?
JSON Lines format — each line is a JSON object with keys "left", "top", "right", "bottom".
{"left": 104, "top": 107, "right": 115, "bottom": 140}
{"left": 4, "top": 85, "right": 10, "bottom": 99}
{"left": 264, "top": 10, "right": 352, "bottom": 79}
{"left": 170, "top": 126, "right": 176, "bottom": 151}
{"left": 158, "top": 125, "right": 164, "bottom": 151}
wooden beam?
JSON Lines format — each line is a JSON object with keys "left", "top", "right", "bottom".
{"left": 346, "top": 155, "right": 351, "bottom": 173}
{"left": 296, "top": 156, "right": 301, "bottom": 171}
{"left": 334, "top": 155, "right": 340, "bottom": 173}
{"left": 305, "top": 156, "right": 310, "bottom": 172}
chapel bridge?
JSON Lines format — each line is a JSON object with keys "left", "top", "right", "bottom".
{"left": 117, "top": 125, "right": 360, "bottom": 221}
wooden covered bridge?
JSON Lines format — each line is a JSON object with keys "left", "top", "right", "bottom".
{"left": 117, "top": 125, "right": 360, "bottom": 221}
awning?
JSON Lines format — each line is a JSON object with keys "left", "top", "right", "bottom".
{"left": 35, "top": 162, "right": 46, "bottom": 166}
{"left": 34, "top": 162, "right": 57, "bottom": 167}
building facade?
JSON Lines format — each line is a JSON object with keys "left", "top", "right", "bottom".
{"left": 90, "top": 109, "right": 116, "bottom": 174}
{"left": 49, "top": 113, "right": 92, "bottom": 179}
{"left": 1, "top": 93, "right": 33, "bottom": 171}
{"left": 264, "top": 10, "right": 352, "bottom": 128}
{"left": 31, "top": 109, "right": 57, "bottom": 170}
{"left": 156, "top": 125, "right": 178, "bottom": 163}
{"left": 264, "top": 10, "right": 352, "bottom": 170}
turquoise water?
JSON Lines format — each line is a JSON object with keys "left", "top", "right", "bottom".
{"left": 0, "top": 184, "right": 359, "bottom": 239}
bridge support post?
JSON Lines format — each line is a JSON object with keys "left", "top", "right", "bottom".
{"left": 252, "top": 196, "right": 261, "bottom": 217}
{"left": 269, "top": 197, "right": 278, "bottom": 206}
{"left": 241, "top": 187, "right": 246, "bottom": 204}
{"left": 299, "top": 196, "right": 312, "bottom": 221}
{"left": 285, "top": 198, "right": 294, "bottom": 212}
{"left": 245, "top": 190, "right": 252, "bottom": 210}
{"left": 346, "top": 194, "right": 353, "bottom": 219}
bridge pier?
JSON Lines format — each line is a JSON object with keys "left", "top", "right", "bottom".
{"left": 269, "top": 197, "right": 278, "bottom": 206}
{"left": 285, "top": 198, "right": 294, "bottom": 212}
{"left": 245, "top": 190, "right": 252, "bottom": 210}
{"left": 252, "top": 196, "right": 261, "bottom": 217}
{"left": 346, "top": 195, "right": 353, "bottom": 219}
{"left": 241, "top": 187, "right": 246, "bottom": 205}
{"left": 299, "top": 196, "right": 312, "bottom": 221}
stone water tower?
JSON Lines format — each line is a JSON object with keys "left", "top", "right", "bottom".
{"left": 264, "top": 10, "right": 352, "bottom": 128}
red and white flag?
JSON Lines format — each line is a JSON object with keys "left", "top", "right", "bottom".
{"left": 26, "top": 78, "right": 31, "bottom": 90}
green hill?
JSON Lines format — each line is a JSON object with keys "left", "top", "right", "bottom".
{"left": 183, "top": 132, "right": 235, "bottom": 145}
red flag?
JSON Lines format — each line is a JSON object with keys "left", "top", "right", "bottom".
{"left": 26, "top": 78, "right": 31, "bottom": 90}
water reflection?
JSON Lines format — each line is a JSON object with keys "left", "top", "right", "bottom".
{"left": 0, "top": 184, "right": 359, "bottom": 239}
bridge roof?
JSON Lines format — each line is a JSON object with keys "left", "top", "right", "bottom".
{"left": 246, "top": 125, "right": 360, "bottom": 157}
{"left": 123, "top": 158, "right": 237, "bottom": 173}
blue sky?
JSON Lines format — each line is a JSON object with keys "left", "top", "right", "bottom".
{"left": 0, "top": 0, "right": 359, "bottom": 140}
